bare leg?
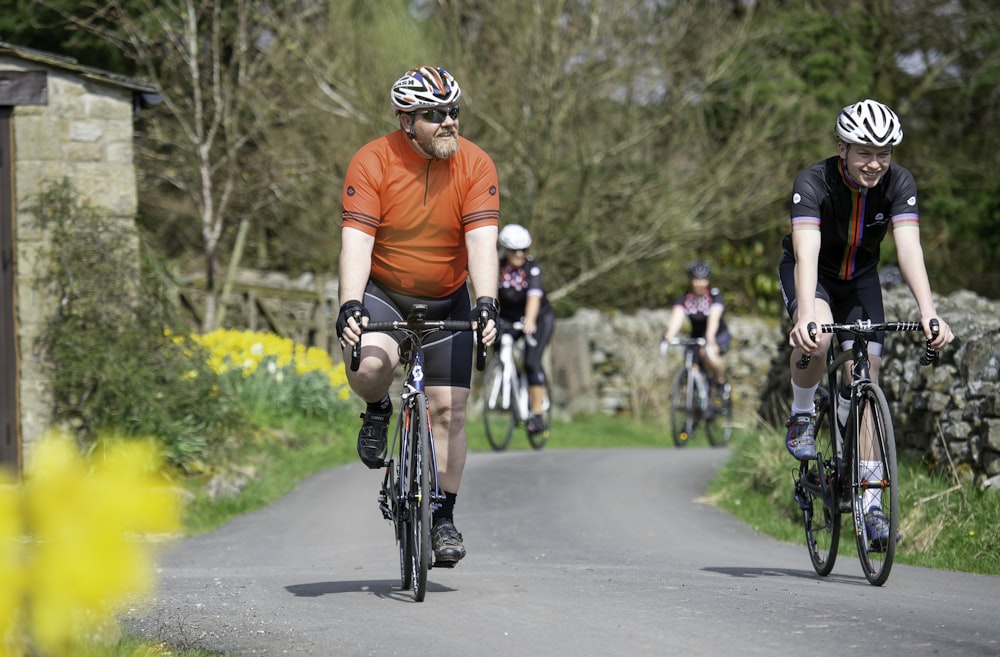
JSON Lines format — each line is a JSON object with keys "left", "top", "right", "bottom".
{"left": 426, "top": 385, "right": 469, "bottom": 494}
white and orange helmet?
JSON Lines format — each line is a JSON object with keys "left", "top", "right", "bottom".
{"left": 390, "top": 66, "right": 462, "bottom": 114}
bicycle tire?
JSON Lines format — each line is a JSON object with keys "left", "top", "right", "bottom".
{"left": 851, "top": 382, "right": 898, "bottom": 586}
{"left": 409, "top": 395, "right": 432, "bottom": 601}
{"left": 482, "top": 360, "right": 515, "bottom": 451}
{"left": 526, "top": 380, "right": 553, "bottom": 450}
{"left": 800, "top": 388, "right": 841, "bottom": 576}
{"left": 705, "top": 382, "right": 733, "bottom": 447}
{"left": 396, "top": 413, "right": 413, "bottom": 592}
{"left": 670, "top": 369, "right": 696, "bottom": 447}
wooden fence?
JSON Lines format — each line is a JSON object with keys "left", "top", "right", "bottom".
{"left": 176, "top": 270, "right": 338, "bottom": 355}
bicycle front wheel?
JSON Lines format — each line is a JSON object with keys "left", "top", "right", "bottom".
{"left": 850, "top": 382, "right": 898, "bottom": 586}
{"left": 482, "top": 361, "right": 516, "bottom": 451}
{"left": 409, "top": 395, "right": 433, "bottom": 601}
{"left": 704, "top": 382, "right": 733, "bottom": 447}
{"left": 669, "top": 369, "right": 696, "bottom": 447}
{"left": 800, "top": 388, "right": 841, "bottom": 576}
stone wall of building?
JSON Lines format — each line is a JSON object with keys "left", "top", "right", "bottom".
{"left": 3, "top": 55, "right": 142, "bottom": 463}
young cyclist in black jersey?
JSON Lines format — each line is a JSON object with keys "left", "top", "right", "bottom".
{"left": 779, "top": 99, "right": 954, "bottom": 542}
{"left": 496, "top": 224, "right": 555, "bottom": 435}
{"left": 661, "top": 261, "right": 731, "bottom": 397}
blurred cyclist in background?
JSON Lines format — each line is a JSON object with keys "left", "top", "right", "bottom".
{"left": 661, "top": 261, "right": 731, "bottom": 397}
{"left": 497, "top": 224, "right": 555, "bottom": 436}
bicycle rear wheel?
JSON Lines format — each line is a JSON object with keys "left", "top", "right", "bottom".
{"left": 408, "top": 395, "right": 432, "bottom": 601}
{"left": 482, "top": 360, "right": 516, "bottom": 451}
{"left": 704, "top": 381, "right": 733, "bottom": 447}
{"left": 851, "top": 382, "right": 898, "bottom": 586}
{"left": 669, "top": 369, "right": 696, "bottom": 447}
{"left": 799, "top": 388, "right": 841, "bottom": 576}
{"left": 526, "top": 380, "right": 553, "bottom": 450}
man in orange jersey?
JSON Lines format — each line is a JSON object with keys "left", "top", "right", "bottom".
{"left": 336, "top": 66, "right": 499, "bottom": 566}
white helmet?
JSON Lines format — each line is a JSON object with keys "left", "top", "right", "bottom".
{"left": 390, "top": 66, "right": 462, "bottom": 114}
{"left": 498, "top": 224, "right": 532, "bottom": 250}
{"left": 836, "top": 99, "right": 903, "bottom": 147}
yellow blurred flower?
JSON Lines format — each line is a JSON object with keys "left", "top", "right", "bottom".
{"left": 193, "top": 329, "right": 350, "bottom": 397}
{"left": 0, "top": 469, "right": 23, "bottom": 655}
{"left": 15, "top": 431, "right": 180, "bottom": 654}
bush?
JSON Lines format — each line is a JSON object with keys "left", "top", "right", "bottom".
{"left": 32, "top": 180, "right": 240, "bottom": 468}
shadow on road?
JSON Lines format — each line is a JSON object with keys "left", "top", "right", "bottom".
{"left": 701, "top": 566, "right": 869, "bottom": 586}
{"left": 285, "top": 579, "right": 456, "bottom": 600}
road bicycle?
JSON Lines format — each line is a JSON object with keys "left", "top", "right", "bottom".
{"left": 349, "top": 303, "right": 485, "bottom": 601}
{"left": 481, "top": 319, "right": 551, "bottom": 451}
{"left": 663, "top": 337, "right": 733, "bottom": 448}
{"left": 793, "top": 319, "right": 938, "bottom": 586}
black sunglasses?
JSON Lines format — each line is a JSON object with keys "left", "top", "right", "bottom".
{"left": 414, "top": 105, "right": 460, "bottom": 123}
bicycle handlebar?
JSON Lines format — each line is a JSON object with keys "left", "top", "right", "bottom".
{"left": 666, "top": 337, "right": 707, "bottom": 346}
{"left": 794, "top": 319, "right": 940, "bottom": 369}
{"left": 497, "top": 318, "right": 538, "bottom": 348}
{"left": 349, "top": 310, "right": 486, "bottom": 372}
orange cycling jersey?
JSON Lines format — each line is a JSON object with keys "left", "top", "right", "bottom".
{"left": 341, "top": 130, "right": 500, "bottom": 297}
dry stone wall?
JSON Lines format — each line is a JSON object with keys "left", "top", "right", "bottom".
{"left": 549, "top": 288, "right": 1000, "bottom": 489}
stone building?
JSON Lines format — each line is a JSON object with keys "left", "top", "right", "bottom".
{"left": 0, "top": 41, "right": 157, "bottom": 475}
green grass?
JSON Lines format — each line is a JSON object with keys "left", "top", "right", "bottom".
{"left": 706, "top": 427, "right": 1000, "bottom": 576}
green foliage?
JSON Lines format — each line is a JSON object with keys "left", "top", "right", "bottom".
{"left": 32, "top": 179, "right": 240, "bottom": 468}
{"left": 708, "top": 427, "right": 1000, "bottom": 576}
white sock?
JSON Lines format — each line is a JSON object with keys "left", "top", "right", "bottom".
{"left": 790, "top": 380, "right": 818, "bottom": 416}
{"left": 861, "top": 460, "right": 883, "bottom": 511}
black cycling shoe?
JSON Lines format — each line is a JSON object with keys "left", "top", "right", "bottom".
{"left": 357, "top": 407, "right": 391, "bottom": 469}
{"left": 526, "top": 414, "right": 547, "bottom": 435}
{"left": 431, "top": 519, "right": 466, "bottom": 567}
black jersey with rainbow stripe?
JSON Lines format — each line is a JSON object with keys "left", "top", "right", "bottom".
{"left": 781, "top": 156, "right": 919, "bottom": 281}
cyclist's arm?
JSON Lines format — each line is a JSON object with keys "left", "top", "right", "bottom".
{"left": 523, "top": 292, "right": 542, "bottom": 334}
{"left": 338, "top": 226, "right": 375, "bottom": 344}
{"left": 662, "top": 305, "right": 686, "bottom": 342}
{"left": 893, "top": 224, "right": 954, "bottom": 349}
{"left": 705, "top": 303, "right": 723, "bottom": 346}
{"left": 789, "top": 227, "right": 821, "bottom": 352}
{"left": 465, "top": 224, "right": 500, "bottom": 345}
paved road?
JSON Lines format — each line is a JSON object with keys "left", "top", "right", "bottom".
{"left": 125, "top": 448, "right": 1000, "bottom": 656}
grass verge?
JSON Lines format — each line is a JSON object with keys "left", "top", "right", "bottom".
{"left": 706, "top": 426, "right": 1000, "bottom": 576}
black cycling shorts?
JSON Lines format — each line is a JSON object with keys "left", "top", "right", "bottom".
{"left": 363, "top": 281, "right": 474, "bottom": 388}
{"left": 779, "top": 252, "right": 887, "bottom": 349}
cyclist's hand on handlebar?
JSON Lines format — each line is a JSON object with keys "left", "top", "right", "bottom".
{"left": 789, "top": 318, "right": 819, "bottom": 354}
{"left": 472, "top": 297, "right": 499, "bottom": 347}
{"left": 923, "top": 316, "right": 954, "bottom": 350}
{"left": 336, "top": 300, "right": 369, "bottom": 347}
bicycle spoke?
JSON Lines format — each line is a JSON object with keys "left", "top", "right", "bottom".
{"left": 800, "top": 394, "right": 840, "bottom": 576}
{"left": 670, "top": 369, "right": 693, "bottom": 447}
{"left": 410, "top": 396, "right": 432, "bottom": 601}
{"left": 851, "top": 383, "right": 897, "bottom": 586}
{"left": 482, "top": 361, "right": 516, "bottom": 451}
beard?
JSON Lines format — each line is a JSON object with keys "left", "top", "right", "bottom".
{"left": 417, "top": 131, "right": 459, "bottom": 159}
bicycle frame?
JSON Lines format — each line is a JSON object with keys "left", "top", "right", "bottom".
{"left": 665, "top": 337, "right": 732, "bottom": 447}
{"left": 795, "top": 318, "right": 938, "bottom": 586}
{"left": 351, "top": 303, "right": 485, "bottom": 601}
{"left": 482, "top": 321, "right": 551, "bottom": 451}
{"left": 487, "top": 331, "right": 529, "bottom": 423}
